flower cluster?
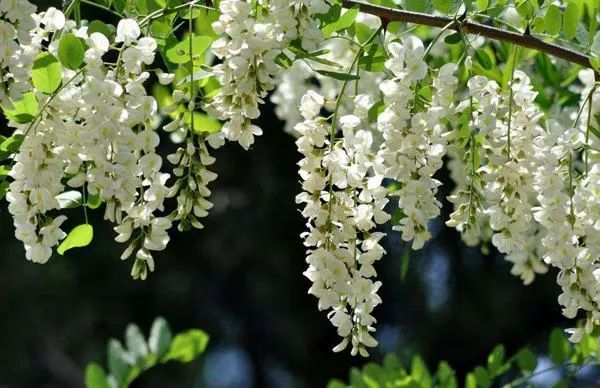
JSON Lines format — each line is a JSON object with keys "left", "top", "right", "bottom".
{"left": 0, "top": 0, "right": 36, "bottom": 106}
{"left": 377, "top": 37, "right": 457, "bottom": 250}
{"left": 5, "top": 0, "right": 600, "bottom": 358}
{"left": 208, "top": 0, "right": 328, "bottom": 149}
{"left": 529, "top": 69, "right": 600, "bottom": 341}
{"left": 296, "top": 90, "right": 390, "bottom": 356}
{"left": 6, "top": 16, "right": 173, "bottom": 278}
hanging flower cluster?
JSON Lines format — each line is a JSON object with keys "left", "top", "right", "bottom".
{"left": 3, "top": 0, "right": 600, "bottom": 357}
{"left": 207, "top": 0, "right": 328, "bottom": 149}
{"left": 6, "top": 14, "right": 174, "bottom": 279}
{"left": 0, "top": 0, "right": 36, "bottom": 107}
{"left": 296, "top": 90, "right": 390, "bottom": 356}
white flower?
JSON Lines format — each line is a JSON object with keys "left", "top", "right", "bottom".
{"left": 115, "top": 18, "right": 140, "bottom": 45}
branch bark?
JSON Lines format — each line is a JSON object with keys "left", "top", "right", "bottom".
{"left": 341, "top": 0, "right": 593, "bottom": 69}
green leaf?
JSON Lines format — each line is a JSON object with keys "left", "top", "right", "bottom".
{"left": 411, "top": 356, "right": 431, "bottom": 386}
{"left": 465, "top": 372, "right": 477, "bottom": 388}
{"left": 84, "top": 363, "right": 110, "bottom": 388}
{"left": 405, "top": 0, "right": 428, "bottom": 12}
{"left": 563, "top": 2, "right": 579, "bottom": 40}
{"left": 549, "top": 328, "right": 571, "bottom": 364}
{"left": 275, "top": 52, "right": 294, "bottom": 69}
{"left": 107, "top": 339, "right": 134, "bottom": 385}
{"left": 516, "top": 348, "right": 537, "bottom": 372}
{"left": 162, "top": 329, "right": 209, "bottom": 363}
{"left": 87, "top": 193, "right": 103, "bottom": 209}
{"left": 432, "top": 0, "right": 453, "bottom": 13}
{"left": 125, "top": 324, "right": 149, "bottom": 362}
{"left": 315, "top": 69, "right": 360, "bottom": 81}
{"left": 322, "top": 6, "right": 359, "bottom": 37}
{"left": 444, "top": 32, "right": 462, "bottom": 45}
{"left": 185, "top": 112, "right": 222, "bottom": 134}
{"left": 473, "top": 366, "right": 490, "bottom": 388}
{"left": 475, "top": 49, "right": 492, "bottom": 70}
{"left": 0, "top": 181, "right": 9, "bottom": 201}
{"left": 165, "top": 35, "right": 213, "bottom": 64}
{"left": 88, "top": 20, "right": 114, "bottom": 39}
{"left": 0, "top": 134, "right": 24, "bottom": 153}
{"left": 57, "top": 224, "right": 94, "bottom": 255}
{"left": 58, "top": 33, "right": 85, "bottom": 70}
{"left": 486, "top": 344, "right": 505, "bottom": 377}
{"left": 544, "top": 4, "right": 562, "bottom": 36}
{"left": 3, "top": 92, "right": 38, "bottom": 124}
{"left": 32, "top": 52, "right": 62, "bottom": 94}
{"left": 326, "top": 380, "right": 347, "bottom": 388}
{"left": 149, "top": 317, "right": 173, "bottom": 357}
{"left": 516, "top": 1, "right": 533, "bottom": 19}
{"left": 367, "top": 100, "right": 385, "bottom": 123}
{"left": 476, "top": 0, "right": 488, "bottom": 10}
{"left": 436, "top": 361, "right": 457, "bottom": 388}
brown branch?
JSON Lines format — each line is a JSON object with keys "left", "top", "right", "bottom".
{"left": 341, "top": 0, "right": 592, "bottom": 69}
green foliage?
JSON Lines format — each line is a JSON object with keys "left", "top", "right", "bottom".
{"left": 31, "top": 52, "right": 63, "bottom": 95}
{"left": 84, "top": 317, "right": 209, "bottom": 388}
{"left": 322, "top": 6, "right": 359, "bottom": 37}
{"left": 330, "top": 328, "right": 600, "bottom": 387}
{"left": 58, "top": 33, "right": 86, "bottom": 70}
{"left": 57, "top": 224, "right": 94, "bottom": 255}
{"left": 3, "top": 92, "right": 38, "bottom": 124}
{"left": 165, "top": 35, "right": 213, "bottom": 64}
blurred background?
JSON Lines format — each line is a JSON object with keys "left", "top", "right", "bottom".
{"left": 0, "top": 1, "right": 591, "bottom": 387}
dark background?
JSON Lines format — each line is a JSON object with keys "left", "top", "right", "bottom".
{"left": 0, "top": 1, "right": 590, "bottom": 387}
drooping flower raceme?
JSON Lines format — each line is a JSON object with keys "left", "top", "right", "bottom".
{"left": 6, "top": 17, "right": 172, "bottom": 278}
{"left": 208, "top": 0, "right": 328, "bottom": 149}
{"left": 377, "top": 37, "right": 457, "bottom": 250}
{"left": 296, "top": 91, "right": 390, "bottom": 356}
{"left": 0, "top": 0, "right": 36, "bottom": 106}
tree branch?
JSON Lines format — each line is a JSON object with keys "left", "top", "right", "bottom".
{"left": 341, "top": 0, "right": 592, "bottom": 69}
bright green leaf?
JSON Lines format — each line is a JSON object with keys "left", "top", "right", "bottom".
{"left": 487, "top": 344, "right": 505, "bottom": 377}
{"left": 84, "top": 363, "right": 110, "bottom": 388}
{"left": 0, "top": 135, "right": 24, "bottom": 153}
{"left": 545, "top": 4, "right": 562, "bottom": 36}
{"left": 322, "top": 6, "right": 359, "bottom": 37}
{"left": 432, "top": 0, "right": 453, "bottom": 13}
{"left": 162, "top": 329, "right": 209, "bottom": 363}
{"left": 563, "top": 2, "right": 579, "bottom": 40}
{"left": 165, "top": 35, "right": 213, "bottom": 64}
{"left": 3, "top": 92, "right": 38, "bottom": 124}
{"left": 57, "top": 224, "right": 94, "bottom": 255}
{"left": 32, "top": 52, "right": 62, "bottom": 94}
{"left": 476, "top": 0, "right": 489, "bottom": 10}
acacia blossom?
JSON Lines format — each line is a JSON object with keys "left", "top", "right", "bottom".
{"left": 208, "top": 0, "right": 328, "bottom": 149}
{"left": 296, "top": 90, "right": 390, "bottom": 356}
